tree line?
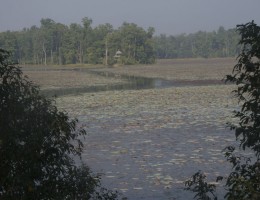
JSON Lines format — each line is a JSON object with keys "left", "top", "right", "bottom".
{"left": 0, "top": 17, "right": 240, "bottom": 65}
{"left": 154, "top": 26, "right": 240, "bottom": 59}
{"left": 0, "top": 17, "right": 155, "bottom": 65}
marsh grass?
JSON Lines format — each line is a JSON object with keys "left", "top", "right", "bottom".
{"left": 92, "top": 58, "right": 236, "bottom": 81}
{"left": 24, "top": 69, "right": 126, "bottom": 90}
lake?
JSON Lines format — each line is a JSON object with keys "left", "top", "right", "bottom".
{"left": 24, "top": 58, "right": 238, "bottom": 199}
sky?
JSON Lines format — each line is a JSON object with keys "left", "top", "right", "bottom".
{"left": 1, "top": 0, "right": 260, "bottom": 35}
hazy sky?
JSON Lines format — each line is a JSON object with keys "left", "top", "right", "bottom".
{"left": 1, "top": 0, "right": 260, "bottom": 35}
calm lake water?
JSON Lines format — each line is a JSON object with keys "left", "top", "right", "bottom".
{"left": 38, "top": 68, "right": 224, "bottom": 97}
{"left": 24, "top": 67, "right": 235, "bottom": 199}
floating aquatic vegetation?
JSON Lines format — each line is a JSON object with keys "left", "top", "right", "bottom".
{"left": 24, "top": 69, "right": 126, "bottom": 90}
{"left": 92, "top": 58, "right": 235, "bottom": 81}
{"left": 24, "top": 58, "right": 239, "bottom": 199}
{"left": 55, "top": 84, "right": 238, "bottom": 198}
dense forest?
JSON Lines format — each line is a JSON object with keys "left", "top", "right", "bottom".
{"left": 154, "top": 26, "right": 240, "bottom": 59}
{"left": 0, "top": 17, "right": 240, "bottom": 65}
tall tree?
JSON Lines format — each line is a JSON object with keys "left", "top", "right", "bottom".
{"left": 92, "top": 23, "right": 113, "bottom": 64}
{"left": 39, "top": 18, "right": 57, "bottom": 65}
{"left": 16, "top": 28, "right": 33, "bottom": 64}
{"left": 82, "top": 17, "right": 93, "bottom": 63}
{"left": 113, "top": 22, "right": 155, "bottom": 64}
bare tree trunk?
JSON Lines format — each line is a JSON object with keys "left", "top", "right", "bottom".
{"left": 77, "top": 45, "right": 80, "bottom": 63}
{"left": 59, "top": 47, "right": 62, "bottom": 65}
{"left": 36, "top": 54, "right": 39, "bottom": 65}
{"left": 79, "top": 42, "right": 83, "bottom": 64}
{"left": 105, "top": 39, "right": 108, "bottom": 65}
{"left": 42, "top": 43, "right": 47, "bottom": 66}
{"left": 191, "top": 43, "right": 196, "bottom": 57}
{"left": 128, "top": 44, "right": 131, "bottom": 59}
{"left": 81, "top": 49, "right": 84, "bottom": 64}
{"left": 51, "top": 49, "right": 53, "bottom": 64}
{"left": 134, "top": 37, "right": 136, "bottom": 60}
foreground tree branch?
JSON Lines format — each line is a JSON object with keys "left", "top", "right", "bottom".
{"left": 0, "top": 49, "right": 118, "bottom": 199}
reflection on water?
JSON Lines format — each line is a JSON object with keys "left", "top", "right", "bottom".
{"left": 41, "top": 69, "right": 167, "bottom": 97}
{"left": 37, "top": 68, "right": 224, "bottom": 97}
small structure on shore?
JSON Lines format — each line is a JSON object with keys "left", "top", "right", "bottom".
{"left": 114, "top": 50, "right": 122, "bottom": 59}
{"left": 113, "top": 50, "right": 123, "bottom": 66}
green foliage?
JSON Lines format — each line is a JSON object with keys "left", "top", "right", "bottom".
{"left": 185, "top": 21, "right": 260, "bottom": 200}
{"left": 0, "top": 18, "right": 155, "bottom": 65}
{"left": 103, "top": 22, "right": 155, "bottom": 65}
{"left": 0, "top": 17, "right": 242, "bottom": 64}
{"left": 224, "top": 20, "right": 260, "bottom": 199}
{"left": 154, "top": 27, "right": 240, "bottom": 59}
{"left": 185, "top": 171, "right": 218, "bottom": 200}
{"left": 226, "top": 21, "right": 260, "bottom": 155}
{"left": 224, "top": 146, "right": 260, "bottom": 199}
{"left": 0, "top": 49, "right": 118, "bottom": 199}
